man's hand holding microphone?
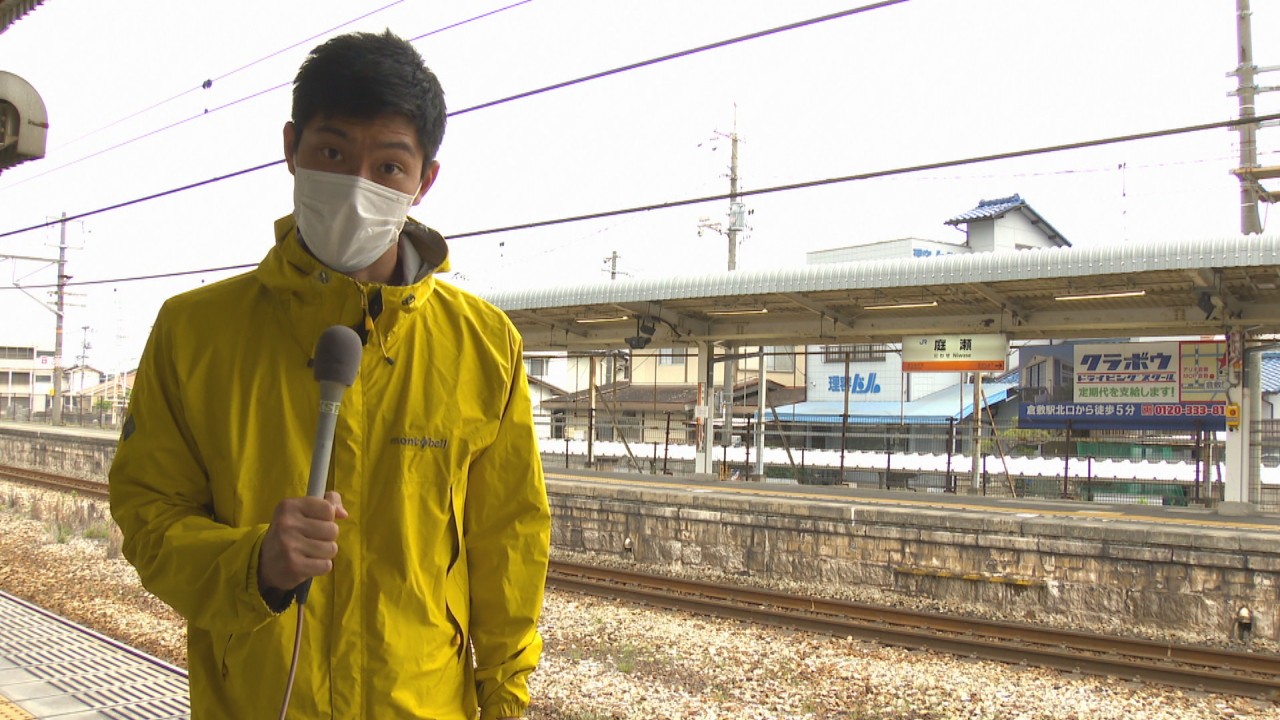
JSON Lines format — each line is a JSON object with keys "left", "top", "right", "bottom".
{"left": 259, "top": 325, "right": 362, "bottom": 609}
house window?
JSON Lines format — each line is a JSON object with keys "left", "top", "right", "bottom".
{"left": 823, "top": 343, "right": 890, "bottom": 363}
{"left": 0, "top": 346, "right": 34, "bottom": 360}
{"left": 658, "top": 348, "right": 686, "bottom": 366}
{"left": 765, "top": 347, "right": 795, "bottom": 372}
{"left": 524, "top": 357, "right": 549, "bottom": 377}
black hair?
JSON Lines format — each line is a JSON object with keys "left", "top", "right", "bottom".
{"left": 291, "top": 31, "right": 447, "bottom": 167}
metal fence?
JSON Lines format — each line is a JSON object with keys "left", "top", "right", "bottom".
{"left": 535, "top": 411, "right": 1280, "bottom": 511}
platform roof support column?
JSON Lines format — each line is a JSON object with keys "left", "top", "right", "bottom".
{"left": 1223, "top": 349, "right": 1260, "bottom": 511}
{"left": 695, "top": 341, "right": 714, "bottom": 475}
{"left": 754, "top": 345, "right": 766, "bottom": 481}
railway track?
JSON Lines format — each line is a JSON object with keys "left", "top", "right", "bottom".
{"left": 9, "top": 464, "right": 1278, "bottom": 699}
{"left": 547, "top": 560, "right": 1280, "bottom": 700}
{"left": 0, "top": 464, "right": 108, "bottom": 499}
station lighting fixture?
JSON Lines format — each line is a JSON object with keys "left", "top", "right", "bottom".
{"left": 574, "top": 315, "right": 630, "bottom": 324}
{"left": 1054, "top": 290, "right": 1146, "bottom": 302}
{"left": 863, "top": 300, "right": 938, "bottom": 311}
{"left": 706, "top": 307, "right": 769, "bottom": 316}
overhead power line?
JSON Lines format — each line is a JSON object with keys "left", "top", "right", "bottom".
{"left": 0, "top": 0, "right": 532, "bottom": 193}
{"left": 447, "top": 112, "right": 1280, "bottom": 238}
{"left": 48, "top": 0, "right": 407, "bottom": 154}
{"left": 0, "top": 161, "right": 282, "bottom": 240}
{"left": 6, "top": 112, "right": 1279, "bottom": 291}
{"left": 7, "top": 264, "right": 259, "bottom": 291}
{"left": 447, "top": 0, "right": 909, "bottom": 117}
{"left": 0, "top": 0, "right": 907, "bottom": 237}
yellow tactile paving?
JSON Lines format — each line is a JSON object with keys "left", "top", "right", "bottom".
{"left": 0, "top": 695, "right": 34, "bottom": 720}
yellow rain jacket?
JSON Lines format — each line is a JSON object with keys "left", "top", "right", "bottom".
{"left": 110, "top": 216, "right": 551, "bottom": 719}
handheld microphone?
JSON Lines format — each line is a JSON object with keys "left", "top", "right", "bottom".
{"left": 296, "top": 325, "right": 363, "bottom": 604}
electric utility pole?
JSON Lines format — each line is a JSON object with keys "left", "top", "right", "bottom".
{"left": 51, "top": 212, "right": 68, "bottom": 425}
{"left": 604, "top": 251, "right": 621, "bottom": 280}
{"left": 695, "top": 113, "right": 754, "bottom": 452}
{"left": 1231, "top": 0, "right": 1280, "bottom": 232}
{"left": 697, "top": 117, "right": 749, "bottom": 271}
{"left": 1234, "top": 0, "right": 1263, "bottom": 234}
{"left": 727, "top": 129, "right": 741, "bottom": 271}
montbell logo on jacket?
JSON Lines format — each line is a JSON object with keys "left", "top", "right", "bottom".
{"left": 109, "top": 215, "right": 551, "bottom": 720}
{"left": 391, "top": 434, "right": 449, "bottom": 450}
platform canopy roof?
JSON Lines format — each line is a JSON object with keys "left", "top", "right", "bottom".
{"left": 0, "top": 0, "right": 45, "bottom": 33}
{"left": 480, "top": 234, "right": 1280, "bottom": 352}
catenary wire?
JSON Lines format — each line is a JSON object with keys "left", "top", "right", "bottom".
{"left": 446, "top": 0, "right": 908, "bottom": 117}
{"left": 444, "top": 113, "right": 1280, "bottom": 238}
{"left": 0, "top": 1, "right": 532, "bottom": 193}
{"left": 0, "top": 0, "right": 907, "bottom": 235}
{"left": 46, "top": 1, "right": 407, "bottom": 154}
{"left": 5, "top": 112, "right": 1278, "bottom": 291}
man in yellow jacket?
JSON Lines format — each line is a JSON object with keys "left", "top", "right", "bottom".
{"left": 109, "top": 31, "right": 551, "bottom": 719}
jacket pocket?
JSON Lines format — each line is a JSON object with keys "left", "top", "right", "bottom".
{"left": 444, "top": 559, "right": 470, "bottom": 659}
{"left": 213, "top": 631, "right": 233, "bottom": 681}
{"left": 444, "top": 484, "right": 470, "bottom": 658}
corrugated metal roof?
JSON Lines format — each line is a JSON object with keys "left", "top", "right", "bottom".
{"left": 1261, "top": 353, "right": 1280, "bottom": 393}
{"left": 0, "top": 0, "right": 45, "bottom": 33}
{"left": 483, "top": 234, "right": 1280, "bottom": 311}
{"left": 487, "top": 233, "right": 1280, "bottom": 351}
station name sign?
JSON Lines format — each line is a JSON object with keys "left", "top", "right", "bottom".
{"left": 901, "top": 334, "right": 1008, "bottom": 373}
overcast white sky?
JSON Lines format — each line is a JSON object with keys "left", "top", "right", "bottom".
{"left": 1, "top": 0, "right": 1278, "bottom": 373}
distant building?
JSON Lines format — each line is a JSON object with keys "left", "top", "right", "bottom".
{"left": 0, "top": 344, "right": 54, "bottom": 420}
{"left": 805, "top": 194, "right": 1070, "bottom": 266}
{"left": 71, "top": 370, "right": 135, "bottom": 426}
{"left": 794, "top": 194, "right": 1067, "bottom": 431}
{"left": 943, "top": 194, "right": 1070, "bottom": 253}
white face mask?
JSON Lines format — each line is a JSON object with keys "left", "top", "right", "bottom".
{"left": 293, "top": 167, "right": 416, "bottom": 273}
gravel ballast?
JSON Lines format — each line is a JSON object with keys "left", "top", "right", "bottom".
{"left": 0, "top": 483, "right": 1276, "bottom": 719}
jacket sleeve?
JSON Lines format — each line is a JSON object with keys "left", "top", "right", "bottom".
{"left": 109, "top": 302, "right": 279, "bottom": 634}
{"left": 465, "top": 326, "right": 551, "bottom": 720}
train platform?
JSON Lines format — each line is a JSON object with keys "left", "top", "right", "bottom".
{"left": 0, "top": 591, "right": 188, "bottom": 720}
{"left": 546, "top": 468, "right": 1280, "bottom": 533}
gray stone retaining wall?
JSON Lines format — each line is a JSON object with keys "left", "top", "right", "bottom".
{"left": 3, "top": 427, "right": 1274, "bottom": 641}
{"left": 0, "top": 426, "right": 117, "bottom": 482}
{"left": 548, "top": 478, "right": 1280, "bottom": 641}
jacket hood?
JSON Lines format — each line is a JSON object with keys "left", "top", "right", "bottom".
{"left": 261, "top": 214, "right": 452, "bottom": 364}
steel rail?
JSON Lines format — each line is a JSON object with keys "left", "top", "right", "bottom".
{"left": 548, "top": 560, "right": 1280, "bottom": 700}
{"left": 0, "top": 464, "right": 109, "bottom": 499}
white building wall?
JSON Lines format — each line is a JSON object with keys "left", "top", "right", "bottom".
{"left": 0, "top": 346, "right": 53, "bottom": 419}
{"left": 806, "top": 238, "right": 966, "bottom": 265}
{"left": 966, "top": 221, "right": 998, "bottom": 252}
{"left": 992, "top": 211, "right": 1057, "bottom": 252}
{"left": 805, "top": 350, "right": 956, "bottom": 404}
{"left": 525, "top": 353, "right": 594, "bottom": 394}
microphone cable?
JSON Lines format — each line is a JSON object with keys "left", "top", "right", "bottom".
{"left": 275, "top": 325, "right": 361, "bottom": 719}
{"left": 278, "top": 604, "right": 306, "bottom": 720}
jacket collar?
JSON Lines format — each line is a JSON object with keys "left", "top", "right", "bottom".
{"left": 258, "top": 214, "right": 451, "bottom": 362}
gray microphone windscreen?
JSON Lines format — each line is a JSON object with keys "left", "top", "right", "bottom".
{"left": 312, "top": 325, "right": 363, "bottom": 386}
